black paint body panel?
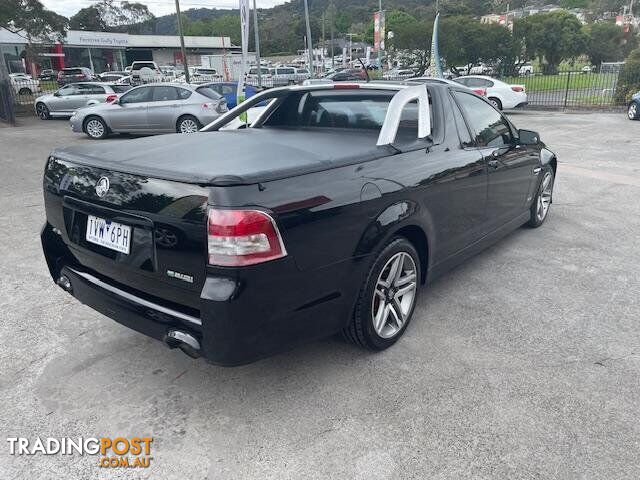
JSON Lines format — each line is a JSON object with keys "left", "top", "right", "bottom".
{"left": 41, "top": 84, "right": 554, "bottom": 365}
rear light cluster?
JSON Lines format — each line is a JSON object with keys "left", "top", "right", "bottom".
{"left": 472, "top": 88, "right": 487, "bottom": 96}
{"left": 106, "top": 94, "right": 118, "bottom": 103}
{"left": 202, "top": 100, "right": 227, "bottom": 113}
{"left": 511, "top": 86, "right": 525, "bottom": 92}
{"left": 207, "top": 209, "right": 287, "bottom": 266}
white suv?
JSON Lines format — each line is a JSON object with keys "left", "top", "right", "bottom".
{"left": 130, "top": 61, "right": 163, "bottom": 84}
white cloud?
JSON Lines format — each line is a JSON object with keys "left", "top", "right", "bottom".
{"left": 41, "top": 0, "right": 289, "bottom": 19}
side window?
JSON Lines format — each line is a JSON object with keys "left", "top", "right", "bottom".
{"left": 453, "top": 91, "right": 514, "bottom": 147}
{"left": 89, "top": 85, "right": 106, "bottom": 94}
{"left": 450, "top": 94, "right": 473, "bottom": 147}
{"left": 57, "top": 85, "right": 77, "bottom": 96}
{"left": 74, "top": 84, "right": 94, "bottom": 95}
{"left": 221, "top": 85, "right": 235, "bottom": 95}
{"left": 152, "top": 86, "right": 179, "bottom": 101}
{"left": 120, "top": 87, "right": 151, "bottom": 104}
{"left": 176, "top": 88, "right": 191, "bottom": 99}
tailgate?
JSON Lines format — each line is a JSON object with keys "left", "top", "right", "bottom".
{"left": 43, "top": 157, "right": 209, "bottom": 308}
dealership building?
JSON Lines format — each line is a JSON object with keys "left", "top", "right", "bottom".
{"left": 0, "top": 28, "right": 238, "bottom": 74}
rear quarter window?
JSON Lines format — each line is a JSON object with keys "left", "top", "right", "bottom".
{"left": 195, "top": 86, "right": 221, "bottom": 100}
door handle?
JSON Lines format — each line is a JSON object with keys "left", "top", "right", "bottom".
{"left": 488, "top": 159, "right": 500, "bottom": 169}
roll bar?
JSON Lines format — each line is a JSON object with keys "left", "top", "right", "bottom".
{"left": 376, "top": 84, "right": 431, "bottom": 146}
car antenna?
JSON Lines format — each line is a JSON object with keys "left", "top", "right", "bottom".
{"left": 357, "top": 57, "right": 370, "bottom": 82}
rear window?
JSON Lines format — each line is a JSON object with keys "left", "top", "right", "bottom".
{"left": 132, "top": 62, "right": 156, "bottom": 70}
{"left": 249, "top": 67, "right": 269, "bottom": 75}
{"left": 62, "top": 68, "right": 83, "bottom": 75}
{"left": 195, "top": 86, "right": 222, "bottom": 100}
{"left": 277, "top": 68, "right": 295, "bottom": 74}
{"left": 110, "top": 85, "right": 131, "bottom": 93}
{"left": 263, "top": 90, "right": 423, "bottom": 132}
{"left": 196, "top": 68, "right": 217, "bottom": 75}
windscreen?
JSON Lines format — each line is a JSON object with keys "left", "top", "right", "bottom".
{"left": 133, "top": 62, "right": 156, "bottom": 70}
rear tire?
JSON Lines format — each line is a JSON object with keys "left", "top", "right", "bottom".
{"left": 177, "top": 115, "right": 201, "bottom": 133}
{"left": 488, "top": 97, "right": 502, "bottom": 110}
{"left": 36, "top": 102, "right": 50, "bottom": 120}
{"left": 627, "top": 101, "right": 639, "bottom": 120}
{"left": 343, "top": 237, "right": 421, "bottom": 351}
{"left": 84, "top": 116, "right": 108, "bottom": 140}
{"left": 527, "top": 165, "right": 554, "bottom": 228}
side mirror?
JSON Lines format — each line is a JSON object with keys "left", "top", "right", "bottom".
{"left": 53, "top": 91, "right": 61, "bottom": 97}
{"left": 518, "top": 129, "right": 539, "bottom": 145}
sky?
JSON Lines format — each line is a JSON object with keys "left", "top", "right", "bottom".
{"left": 40, "top": 0, "right": 288, "bottom": 19}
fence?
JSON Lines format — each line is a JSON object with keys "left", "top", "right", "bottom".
{"left": 496, "top": 69, "right": 634, "bottom": 110}
{"left": 6, "top": 67, "right": 640, "bottom": 119}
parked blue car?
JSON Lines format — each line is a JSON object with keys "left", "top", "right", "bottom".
{"left": 203, "top": 82, "right": 259, "bottom": 109}
{"left": 627, "top": 91, "right": 640, "bottom": 120}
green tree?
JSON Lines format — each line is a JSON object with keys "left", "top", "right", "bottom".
{"left": 586, "top": 22, "right": 637, "bottom": 67}
{"left": 393, "top": 20, "right": 433, "bottom": 74}
{"left": 615, "top": 48, "right": 640, "bottom": 103}
{"left": 513, "top": 11, "right": 588, "bottom": 74}
{"left": 0, "top": 0, "right": 67, "bottom": 39}
{"left": 69, "top": 0, "right": 153, "bottom": 32}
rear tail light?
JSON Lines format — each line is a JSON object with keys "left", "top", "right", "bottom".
{"left": 106, "top": 94, "right": 118, "bottom": 103}
{"left": 473, "top": 88, "right": 487, "bottom": 96}
{"left": 511, "top": 86, "right": 525, "bottom": 92}
{"left": 333, "top": 83, "right": 360, "bottom": 89}
{"left": 207, "top": 209, "right": 287, "bottom": 266}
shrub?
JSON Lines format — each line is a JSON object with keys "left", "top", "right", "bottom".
{"left": 615, "top": 49, "right": 640, "bottom": 104}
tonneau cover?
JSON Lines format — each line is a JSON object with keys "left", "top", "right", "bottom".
{"left": 52, "top": 128, "right": 395, "bottom": 185}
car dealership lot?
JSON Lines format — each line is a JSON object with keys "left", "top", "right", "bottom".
{"left": 1, "top": 113, "right": 639, "bottom": 479}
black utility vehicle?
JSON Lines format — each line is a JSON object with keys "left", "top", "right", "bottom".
{"left": 41, "top": 82, "right": 557, "bottom": 365}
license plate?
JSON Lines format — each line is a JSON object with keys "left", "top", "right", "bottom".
{"left": 86, "top": 215, "right": 131, "bottom": 254}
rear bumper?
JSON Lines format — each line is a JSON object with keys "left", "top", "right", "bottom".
{"left": 42, "top": 222, "right": 359, "bottom": 366}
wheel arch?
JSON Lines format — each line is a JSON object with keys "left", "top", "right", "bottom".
{"left": 354, "top": 200, "right": 433, "bottom": 284}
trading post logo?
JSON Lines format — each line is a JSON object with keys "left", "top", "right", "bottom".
{"left": 7, "top": 437, "right": 153, "bottom": 468}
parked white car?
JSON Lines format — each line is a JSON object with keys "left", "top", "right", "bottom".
{"left": 189, "top": 67, "right": 222, "bottom": 84}
{"left": 382, "top": 69, "right": 415, "bottom": 80}
{"left": 130, "top": 61, "right": 163, "bottom": 84}
{"left": 454, "top": 75, "right": 527, "bottom": 110}
{"left": 518, "top": 63, "right": 534, "bottom": 76}
{"left": 9, "top": 73, "right": 41, "bottom": 96}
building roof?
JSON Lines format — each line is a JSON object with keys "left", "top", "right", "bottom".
{"left": 0, "top": 28, "right": 237, "bottom": 50}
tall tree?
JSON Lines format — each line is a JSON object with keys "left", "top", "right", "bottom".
{"left": 586, "top": 22, "right": 637, "bottom": 67}
{"left": 69, "top": 0, "right": 153, "bottom": 32}
{"left": 0, "top": 0, "right": 67, "bottom": 39}
{"left": 513, "top": 11, "right": 588, "bottom": 73}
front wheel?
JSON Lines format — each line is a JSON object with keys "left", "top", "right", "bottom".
{"left": 527, "top": 166, "right": 554, "bottom": 227}
{"left": 177, "top": 115, "right": 201, "bottom": 133}
{"left": 36, "top": 102, "right": 50, "bottom": 120}
{"left": 84, "top": 116, "right": 108, "bottom": 139}
{"left": 488, "top": 97, "right": 502, "bottom": 110}
{"left": 628, "top": 102, "right": 639, "bottom": 120}
{"left": 344, "top": 237, "right": 421, "bottom": 350}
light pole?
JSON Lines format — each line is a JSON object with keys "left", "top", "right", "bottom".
{"left": 377, "top": 0, "right": 382, "bottom": 70}
{"left": 175, "top": 0, "right": 190, "bottom": 83}
{"left": 252, "top": 0, "right": 261, "bottom": 87}
{"left": 303, "top": 0, "right": 314, "bottom": 78}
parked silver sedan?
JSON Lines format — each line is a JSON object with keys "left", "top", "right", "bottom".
{"left": 34, "top": 82, "right": 131, "bottom": 119}
{"left": 70, "top": 83, "right": 228, "bottom": 139}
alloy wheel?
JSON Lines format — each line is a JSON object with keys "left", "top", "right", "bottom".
{"left": 36, "top": 104, "right": 48, "bottom": 119}
{"left": 86, "top": 119, "right": 105, "bottom": 138}
{"left": 536, "top": 171, "right": 554, "bottom": 222}
{"left": 628, "top": 103, "right": 637, "bottom": 120}
{"left": 179, "top": 119, "right": 199, "bottom": 133}
{"left": 371, "top": 252, "right": 418, "bottom": 339}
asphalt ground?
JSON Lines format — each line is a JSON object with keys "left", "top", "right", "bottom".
{"left": 1, "top": 111, "right": 639, "bottom": 479}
